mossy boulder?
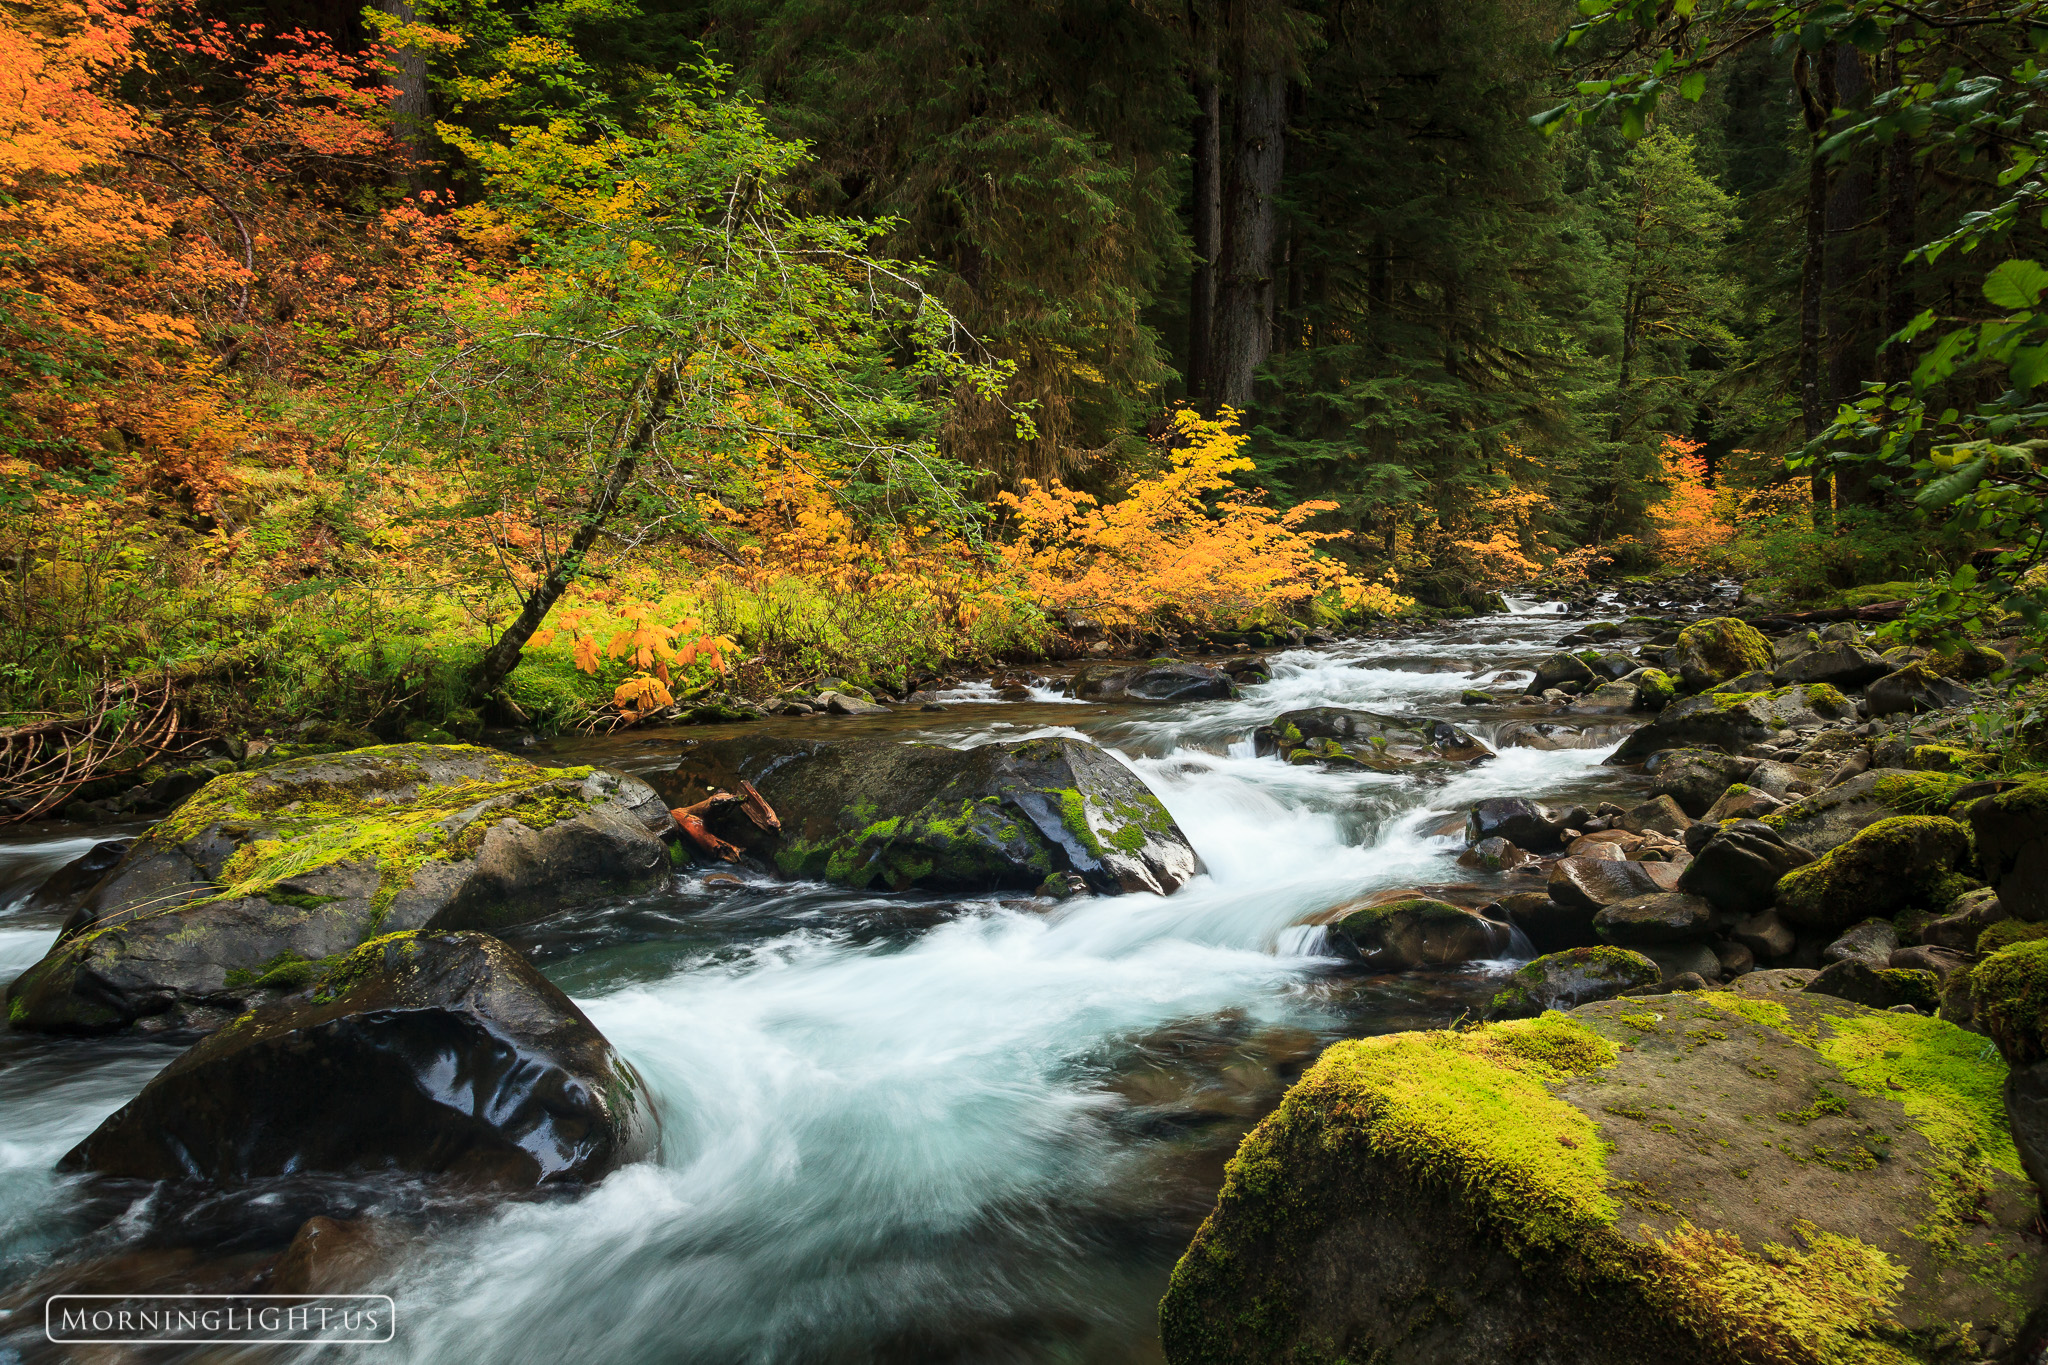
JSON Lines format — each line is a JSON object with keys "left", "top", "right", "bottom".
{"left": 1632, "top": 667, "right": 1678, "bottom": 710}
{"left": 1609, "top": 686, "right": 1857, "bottom": 764}
{"left": 1763, "top": 768, "right": 1933, "bottom": 855}
{"left": 5, "top": 745, "right": 671, "bottom": 1035}
{"left": 1868, "top": 663, "right": 1974, "bottom": 718}
{"left": 1775, "top": 815, "right": 1974, "bottom": 932}
{"left": 1968, "top": 941, "right": 2048, "bottom": 1213}
{"left": 1325, "top": 898, "right": 1513, "bottom": 970}
{"left": 1486, "top": 947, "right": 1661, "bottom": 1019}
{"left": 654, "top": 733, "right": 1196, "bottom": 896}
{"left": 1253, "top": 708, "right": 1494, "bottom": 772}
{"left": 1159, "top": 997, "right": 2046, "bottom": 1365}
{"left": 62, "top": 930, "right": 656, "bottom": 1188}
{"left": 1967, "top": 777, "right": 2048, "bottom": 923}
{"left": 1532, "top": 651, "right": 1598, "bottom": 692}
{"left": 1672, "top": 615, "right": 1776, "bottom": 693}
{"left": 1771, "top": 640, "right": 1892, "bottom": 689}
{"left": 1646, "top": 749, "right": 1758, "bottom": 818}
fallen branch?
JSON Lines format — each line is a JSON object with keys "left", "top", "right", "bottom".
{"left": 1, "top": 679, "right": 201, "bottom": 823}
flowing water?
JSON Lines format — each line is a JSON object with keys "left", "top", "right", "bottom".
{"left": 0, "top": 607, "right": 1662, "bottom": 1364}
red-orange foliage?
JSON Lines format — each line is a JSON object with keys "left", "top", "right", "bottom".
{"left": 1651, "top": 434, "right": 1735, "bottom": 570}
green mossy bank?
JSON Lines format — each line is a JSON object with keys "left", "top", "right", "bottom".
{"left": 6, "top": 744, "right": 672, "bottom": 1034}
{"left": 1159, "top": 995, "right": 2045, "bottom": 1365}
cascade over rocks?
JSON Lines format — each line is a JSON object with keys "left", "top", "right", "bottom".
{"left": 1159, "top": 996, "right": 2045, "bottom": 1365}
{"left": 1253, "top": 709, "right": 1492, "bottom": 772}
{"left": 654, "top": 734, "right": 1196, "bottom": 896}
{"left": 1675, "top": 819, "right": 1813, "bottom": 917}
{"left": 5, "top": 745, "right": 672, "bottom": 1035}
{"left": 1609, "top": 685, "right": 1857, "bottom": 763}
{"left": 64, "top": 930, "right": 657, "bottom": 1188}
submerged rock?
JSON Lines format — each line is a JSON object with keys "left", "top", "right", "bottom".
{"left": 1159, "top": 996, "right": 2045, "bottom": 1365}
{"left": 1324, "top": 898, "right": 1513, "bottom": 971}
{"left": 1609, "top": 685, "right": 1856, "bottom": 764}
{"left": 655, "top": 734, "right": 1196, "bottom": 896}
{"left": 1253, "top": 708, "right": 1493, "bottom": 772}
{"left": 1485, "top": 946, "right": 1660, "bottom": 1018}
{"left": 6, "top": 746, "right": 671, "bottom": 1034}
{"left": 1072, "top": 661, "right": 1234, "bottom": 704}
{"left": 63, "top": 930, "right": 656, "bottom": 1188}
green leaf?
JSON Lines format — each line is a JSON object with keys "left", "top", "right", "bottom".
{"left": 1679, "top": 70, "right": 1707, "bottom": 102}
{"left": 1914, "top": 456, "right": 1989, "bottom": 507}
{"left": 2011, "top": 345, "right": 2048, "bottom": 389}
{"left": 1529, "top": 103, "right": 1574, "bottom": 135}
{"left": 1983, "top": 259, "right": 2048, "bottom": 310}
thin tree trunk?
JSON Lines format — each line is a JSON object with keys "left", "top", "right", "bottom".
{"left": 1215, "top": 64, "right": 1286, "bottom": 410}
{"left": 373, "top": 0, "right": 441, "bottom": 192}
{"left": 1795, "top": 49, "right": 1832, "bottom": 524}
{"left": 470, "top": 364, "right": 682, "bottom": 702}
{"left": 1881, "top": 40, "right": 1916, "bottom": 389}
{"left": 1826, "top": 43, "right": 1879, "bottom": 508}
{"left": 1188, "top": 64, "right": 1223, "bottom": 406}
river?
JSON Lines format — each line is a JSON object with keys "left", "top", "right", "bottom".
{"left": 0, "top": 603, "right": 1659, "bottom": 1363}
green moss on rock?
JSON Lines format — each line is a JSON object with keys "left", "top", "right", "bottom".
{"left": 1969, "top": 940, "right": 2048, "bottom": 1069}
{"left": 1775, "top": 815, "right": 1973, "bottom": 930}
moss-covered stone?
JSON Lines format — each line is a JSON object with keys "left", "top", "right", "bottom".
{"left": 1971, "top": 941, "right": 2048, "bottom": 1071}
{"left": 1672, "top": 616, "right": 1776, "bottom": 693}
{"left": 1325, "top": 897, "right": 1511, "bottom": 970}
{"left": 1633, "top": 667, "right": 1677, "bottom": 710}
{"left": 1610, "top": 686, "right": 1857, "bottom": 764}
{"left": 1775, "top": 815, "right": 1974, "bottom": 931}
{"left": 1251, "top": 708, "right": 1493, "bottom": 771}
{"left": 1966, "top": 776, "right": 2048, "bottom": 923}
{"left": 1487, "top": 946, "right": 1661, "bottom": 1019}
{"left": 4, "top": 745, "right": 671, "bottom": 1034}
{"left": 1160, "top": 995, "right": 2044, "bottom": 1365}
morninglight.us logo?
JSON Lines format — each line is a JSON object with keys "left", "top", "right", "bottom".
{"left": 45, "top": 1294, "right": 394, "bottom": 1345}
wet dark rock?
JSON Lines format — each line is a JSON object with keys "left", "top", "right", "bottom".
{"left": 1821, "top": 919, "right": 1900, "bottom": 968}
{"left": 1500, "top": 892, "right": 1596, "bottom": 955}
{"left": 1254, "top": 709, "right": 1493, "bottom": 772}
{"left": 655, "top": 733, "right": 1196, "bottom": 896}
{"left": 1727, "top": 909, "right": 1795, "bottom": 960}
{"left": 1700, "top": 785, "right": 1783, "bottom": 824}
{"left": 1531, "top": 652, "right": 1596, "bottom": 692}
{"left": 1609, "top": 686, "right": 1857, "bottom": 764}
{"left": 1703, "top": 669, "right": 1776, "bottom": 696}
{"left": 1803, "top": 959, "right": 1940, "bottom": 1013}
{"left": 1567, "top": 681, "right": 1641, "bottom": 714}
{"left": 1465, "top": 797, "right": 1564, "bottom": 853}
{"left": 1867, "top": 663, "right": 1974, "bottom": 718}
{"left": 1589, "top": 652, "right": 1639, "bottom": 681}
{"left": 1771, "top": 641, "right": 1891, "bottom": 689}
{"left": 1674, "top": 820, "right": 1813, "bottom": 917}
{"left": 1967, "top": 777, "right": 2048, "bottom": 923}
{"left": 1325, "top": 898, "right": 1514, "bottom": 971}
{"left": 7, "top": 746, "right": 671, "bottom": 1035}
{"left": 1072, "top": 661, "right": 1235, "bottom": 704}
{"left": 1644, "top": 750, "right": 1757, "bottom": 817}
{"left": 63, "top": 930, "right": 656, "bottom": 1188}
{"left": 1616, "top": 795, "right": 1691, "bottom": 837}
{"left": 1712, "top": 939, "right": 1754, "bottom": 977}
{"left": 1889, "top": 944, "right": 1973, "bottom": 980}
{"left": 1457, "top": 837, "right": 1536, "bottom": 872}
{"left": 1485, "top": 946, "right": 1661, "bottom": 1019}
{"left": 1636, "top": 941, "right": 1724, "bottom": 983}
{"left": 1546, "top": 857, "right": 1675, "bottom": 913}
{"left": 1761, "top": 768, "right": 1918, "bottom": 857}
{"left": 1592, "top": 893, "right": 1714, "bottom": 945}
{"left": 1920, "top": 889, "right": 2010, "bottom": 952}
{"left": 20, "top": 838, "right": 132, "bottom": 922}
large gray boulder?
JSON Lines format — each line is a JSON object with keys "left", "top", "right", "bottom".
{"left": 654, "top": 734, "right": 1196, "bottom": 897}
{"left": 1761, "top": 767, "right": 1919, "bottom": 856}
{"left": 1674, "top": 819, "right": 1812, "bottom": 916}
{"left": 1967, "top": 777, "right": 2048, "bottom": 922}
{"left": 63, "top": 930, "right": 656, "bottom": 1188}
{"left": 1072, "top": 661, "right": 1234, "bottom": 703}
{"left": 1324, "top": 898, "right": 1514, "bottom": 971}
{"left": 6, "top": 745, "right": 671, "bottom": 1034}
{"left": 1867, "top": 662, "right": 1974, "bottom": 717}
{"left": 1609, "top": 685, "right": 1857, "bottom": 763}
{"left": 1775, "top": 815, "right": 1973, "bottom": 932}
{"left": 1771, "top": 641, "right": 1891, "bottom": 689}
{"left": 1484, "top": 946, "right": 1661, "bottom": 1019}
{"left": 1645, "top": 749, "right": 1757, "bottom": 817}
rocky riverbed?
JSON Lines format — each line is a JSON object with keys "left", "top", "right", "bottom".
{"left": 0, "top": 594, "right": 2041, "bottom": 1362}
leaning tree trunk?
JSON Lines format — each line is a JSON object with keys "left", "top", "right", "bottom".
{"left": 469, "top": 364, "right": 682, "bottom": 704}
{"left": 1213, "top": 64, "right": 1286, "bottom": 411}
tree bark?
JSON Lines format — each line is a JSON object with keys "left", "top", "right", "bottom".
{"left": 1826, "top": 43, "right": 1880, "bottom": 508}
{"left": 1795, "top": 49, "right": 1832, "bottom": 523}
{"left": 469, "top": 364, "right": 682, "bottom": 703}
{"left": 1214, "top": 63, "right": 1286, "bottom": 410}
{"left": 373, "top": 0, "right": 441, "bottom": 192}
{"left": 1881, "top": 40, "right": 1917, "bottom": 388}
{"left": 1188, "top": 61, "right": 1223, "bottom": 406}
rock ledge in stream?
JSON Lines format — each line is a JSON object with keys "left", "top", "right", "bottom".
{"left": 1160, "top": 995, "right": 2046, "bottom": 1365}
{"left": 64, "top": 930, "right": 657, "bottom": 1187}
{"left": 1253, "top": 709, "right": 1493, "bottom": 772}
{"left": 6, "top": 745, "right": 671, "bottom": 1034}
{"left": 656, "top": 735, "right": 1196, "bottom": 895}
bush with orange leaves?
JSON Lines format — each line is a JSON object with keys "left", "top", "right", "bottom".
{"left": 996, "top": 409, "right": 1408, "bottom": 632}
{"left": 1650, "top": 434, "right": 1736, "bottom": 571}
